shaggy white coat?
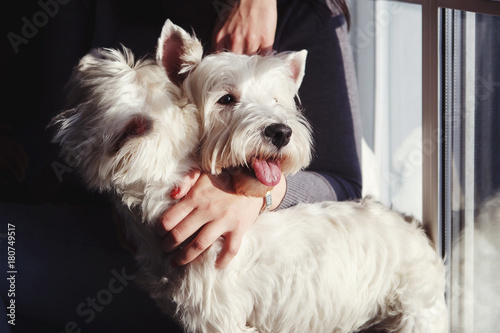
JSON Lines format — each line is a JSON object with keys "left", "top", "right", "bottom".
{"left": 50, "top": 19, "right": 448, "bottom": 333}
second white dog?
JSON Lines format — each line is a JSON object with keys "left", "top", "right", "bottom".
{"left": 158, "top": 20, "right": 448, "bottom": 333}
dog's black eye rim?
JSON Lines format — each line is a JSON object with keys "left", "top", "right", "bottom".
{"left": 217, "top": 94, "right": 236, "bottom": 105}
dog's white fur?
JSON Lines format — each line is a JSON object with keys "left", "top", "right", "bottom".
{"left": 184, "top": 51, "right": 313, "bottom": 196}
{"left": 51, "top": 46, "right": 199, "bottom": 222}
{"left": 51, "top": 20, "right": 447, "bottom": 333}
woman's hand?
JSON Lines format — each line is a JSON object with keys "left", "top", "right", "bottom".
{"left": 159, "top": 170, "right": 262, "bottom": 268}
{"left": 212, "top": 0, "right": 278, "bottom": 55}
{"left": 158, "top": 169, "right": 286, "bottom": 268}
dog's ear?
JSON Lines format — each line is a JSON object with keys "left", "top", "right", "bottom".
{"left": 156, "top": 19, "right": 203, "bottom": 86}
{"left": 285, "top": 50, "right": 308, "bottom": 91}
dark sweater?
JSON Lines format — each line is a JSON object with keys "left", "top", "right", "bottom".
{"left": 275, "top": 0, "right": 362, "bottom": 206}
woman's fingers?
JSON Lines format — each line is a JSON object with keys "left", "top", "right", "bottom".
{"left": 215, "top": 232, "right": 243, "bottom": 268}
{"left": 170, "top": 169, "right": 201, "bottom": 200}
{"left": 161, "top": 208, "right": 208, "bottom": 253}
{"left": 158, "top": 172, "right": 264, "bottom": 268}
{"left": 212, "top": 0, "right": 277, "bottom": 55}
{"left": 172, "top": 220, "right": 242, "bottom": 268}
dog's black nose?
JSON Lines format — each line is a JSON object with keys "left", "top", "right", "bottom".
{"left": 264, "top": 123, "right": 292, "bottom": 149}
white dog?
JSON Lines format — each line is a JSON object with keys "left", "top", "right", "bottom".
{"left": 51, "top": 20, "right": 447, "bottom": 333}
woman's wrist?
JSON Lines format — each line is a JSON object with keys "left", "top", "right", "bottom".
{"left": 269, "top": 173, "right": 287, "bottom": 211}
{"left": 253, "top": 173, "right": 286, "bottom": 214}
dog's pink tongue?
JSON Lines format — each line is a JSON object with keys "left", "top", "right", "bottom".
{"left": 252, "top": 159, "right": 281, "bottom": 186}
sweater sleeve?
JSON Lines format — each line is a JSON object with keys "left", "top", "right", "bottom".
{"left": 279, "top": 171, "right": 336, "bottom": 209}
{"left": 274, "top": 0, "right": 362, "bottom": 208}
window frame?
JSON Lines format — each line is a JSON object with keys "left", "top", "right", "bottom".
{"left": 372, "top": 0, "right": 500, "bottom": 256}
{"left": 353, "top": 0, "right": 500, "bottom": 329}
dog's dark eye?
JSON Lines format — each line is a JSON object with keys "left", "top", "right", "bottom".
{"left": 217, "top": 94, "right": 236, "bottom": 105}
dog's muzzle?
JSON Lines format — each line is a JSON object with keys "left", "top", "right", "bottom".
{"left": 264, "top": 123, "right": 292, "bottom": 149}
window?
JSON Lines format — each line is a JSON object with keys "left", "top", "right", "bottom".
{"left": 351, "top": 0, "right": 500, "bottom": 331}
{"left": 352, "top": 1, "right": 423, "bottom": 220}
{"left": 444, "top": 9, "right": 500, "bottom": 331}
